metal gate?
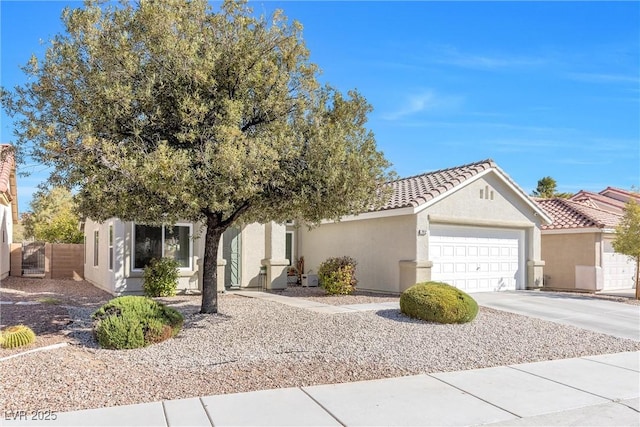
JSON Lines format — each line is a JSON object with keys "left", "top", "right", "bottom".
{"left": 22, "top": 242, "right": 46, "bottom": 276}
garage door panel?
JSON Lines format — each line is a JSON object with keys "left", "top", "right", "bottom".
{"left": 429, "top": 225, "right": 524, "bottom": 292}
{"left": 603, "top": 253, "right": 636, "bottom": 290}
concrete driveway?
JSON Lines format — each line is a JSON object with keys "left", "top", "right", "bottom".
{"left": 473, "top": 291, "right": 640, "bottom": 342}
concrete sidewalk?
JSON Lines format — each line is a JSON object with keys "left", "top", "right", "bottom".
{"left": 5, "top": 351, "right": 639, "bottom": 426}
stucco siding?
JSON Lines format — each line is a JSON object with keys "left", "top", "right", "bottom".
{"left": 83, "top": 219, "right": 115, "bottom": 294}
{"left": 541, "top": 232, "right": 597, "bottom": 290}
{"left": 0, "top": 204, "right": 11, "bottom": 279}
{"left": 300, "top": 215, "right": 416, "bottom": 293}
{"left": 425, "top": 174, "right": 542, "bottom": 227}
{"left": 241, "top": 222, "right": 267, "bottom": 288}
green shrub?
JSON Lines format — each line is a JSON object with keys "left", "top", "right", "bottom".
{"left": 1, "top": 325, "right": 37, "bottom": 349}
{"left": 400, "top": 282, "right": 478, "bottom": 324}
{"left": 318, "top": 256, "right": 358, "bottom": 295}
{"left": 143, "top": 258, "right": 179, "bottom": 297}
{"left": 92, "top": 296, "right": 183, "bottom": 349}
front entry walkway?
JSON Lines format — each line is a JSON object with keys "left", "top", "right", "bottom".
{"left": 473, "top": 290, "right": 640, "bottom": 341}
{"left": 229, "top": 290, "right": 399, "bottom": 314}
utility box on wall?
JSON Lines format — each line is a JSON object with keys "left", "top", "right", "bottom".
{"left": 302, "top": 274, "right": 318, "bottom": 287}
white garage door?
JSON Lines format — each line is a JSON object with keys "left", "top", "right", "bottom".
{"left": 429, "top": 225, "right": 525, "bottom": 292}
{"left": 602, "top": 239, "right": 636, "bottom": 290}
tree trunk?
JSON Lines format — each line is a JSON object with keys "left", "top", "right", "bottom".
{"left": 635, "top": 257, "right": 639, "bottom": 301}
{"left": 201, "top": 214, "right": 225, "bottom": 314}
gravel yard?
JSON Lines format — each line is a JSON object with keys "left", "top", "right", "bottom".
{"left": 1, "top": 277, "right": 639, "bottom": 414}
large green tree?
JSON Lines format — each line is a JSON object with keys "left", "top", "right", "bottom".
{"left": 2, "top": 0, "right": 392, "bottom": 313}
{"left": 23, "top": 187, "right": 84, "bottom": 243}
{"left": 612, "top": 200, "right": 640, "bottom": 300}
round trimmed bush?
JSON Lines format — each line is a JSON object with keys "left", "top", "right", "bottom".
{"left": 92, "top": 296, "right": 183, "bottom": 349}
{"left": 400, "top": 282, "right": 478, "bottom": 324}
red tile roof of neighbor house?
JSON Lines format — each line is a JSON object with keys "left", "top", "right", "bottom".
{"left": 570, "top": 188, "right": 640, "bottom": 214}
{"left": 535, "top": 198, "right": 622, "bottom": 230}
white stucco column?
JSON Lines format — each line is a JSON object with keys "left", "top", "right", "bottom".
{"left": 399, "top": 260, "right": 433, "bottom": 293}
{"left": 526, "top": 226, "right": 545, "bottom": 289}
{"left": 262, "top": 222, "right": 288, "bottom": 290}
{"left": 527, "top": 260, "right": 545, "bottom": 289}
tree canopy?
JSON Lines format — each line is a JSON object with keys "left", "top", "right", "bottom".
{"left": 23, "top": 187, "right": 84, "bottom": 244}
{"left": 2, "top": 0, "right": 393, "bottom": 313}
{"left": 612, "top": 200, "right": 640, "bottom": 299}
{"left": 531, "top": 176, "right": 572, "bottom": 199}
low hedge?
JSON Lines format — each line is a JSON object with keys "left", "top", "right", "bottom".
{"left": 400, "top": 281, "right": 478, "bottom": 324}
{"left": 92, "top": 296, "right": 183, "bottom": 349}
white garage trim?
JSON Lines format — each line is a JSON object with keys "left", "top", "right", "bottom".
{"left": 429, "top": 224, "right": 525, "bottom": 292}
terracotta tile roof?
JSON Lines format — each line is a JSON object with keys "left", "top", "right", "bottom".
{"left": 570, "top": 191, "right": 626, "bottom": 213}
{"left": 599, "top": 187, "right": 640, "bottom": 204}
{"left": 535, "top": 198, "right": 621, "bottom": 230}
{"left": 378, "top": 159, "right": 496, "bottom": 210}
{"left": 374, "top": 158, "right": 542, "bottom": 213}
{"left": 0, "top": 145, "right": 15, "bottom": 196}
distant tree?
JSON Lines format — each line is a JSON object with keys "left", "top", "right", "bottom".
{"left": 2, "top": 0, "right": 392, "bottom": 313}
{"left": 12, "top": 219, "right": 25, "bottom": 243}
{"left": 612, "top": 200, "right": 640, "bottom": 300}
{"left": 531, "top": 176, "right": 572, "bottom": 198}
{"left": 22, "top": 187, "right": 83, "bottom": 244}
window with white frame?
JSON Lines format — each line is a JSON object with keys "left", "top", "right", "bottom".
{"left": 133, "top": 224, "right": 192, "bottom": 270}
{"left": 108, "top": 225, "right": 114, "bottom": 271}
{"left": 285, "top": 231, "right": 294, "bottom": 266}
{"left": 93, "top": 230, "right": 99, "bottom": 267}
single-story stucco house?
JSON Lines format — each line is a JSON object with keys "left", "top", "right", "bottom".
{"left": 300, "top": 159, "right": 552, "bottom": 294}
{"left": 0, "top": 145, "right": 18, "bottom": 280}
{"left": 84, "top": 159, "right": 552, "bottom": 295}
{"left": 535, "top": 188, "right": 639, "bottom": 292}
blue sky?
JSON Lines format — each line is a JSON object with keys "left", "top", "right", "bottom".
{"left": 1, "top": 1, "right": 639, "bottom": 214}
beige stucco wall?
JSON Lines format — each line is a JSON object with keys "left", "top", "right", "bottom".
{"left": 241, "top": 222, "right": 267, "bottom": 288}
{"left": 0, "top": 203, "right": 11, "bottom": 279}
{"left": 540, "top": 232, "right": 597, "bottom": 291}
{"left": 424, "top": 174, "right": 544, "bottom": 229}
{"left": 300, "top": 214, "right": 417, "bottom": 293}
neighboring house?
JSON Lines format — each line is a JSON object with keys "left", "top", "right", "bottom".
{"left": 300, "top": 159, "right": 552, "bottom": 294}
{"left": 0, "top": 145, "right": 18, "bottom": 279}
{"left": 570, "top": 187, "right": 639, "bottom": 214}
{"left": 536, "top": 188, "right": 639, "bottom": 292}
{"left": 85, "top": 159, "right": 552, "bottom": 296}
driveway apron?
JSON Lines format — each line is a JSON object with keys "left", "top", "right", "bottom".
{"left": 472, "top": 291, "right": 640, "bottom": 341}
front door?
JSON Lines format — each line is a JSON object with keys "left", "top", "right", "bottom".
{"left": 223, "top": 227, "right": 241, "bottom": 289}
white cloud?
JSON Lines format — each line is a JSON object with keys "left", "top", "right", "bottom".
{"left": 428, "top": 44, "right": 546, "bottom": 70}
{"left": 567, "top": 72, "right": 639, "bottom": 84}
{"left": 382, "top": 90, "right": 463, "bottom": 121}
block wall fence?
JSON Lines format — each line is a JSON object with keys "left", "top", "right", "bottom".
{"left": 9, "top": 243, "right": 84, "bottom": 280}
